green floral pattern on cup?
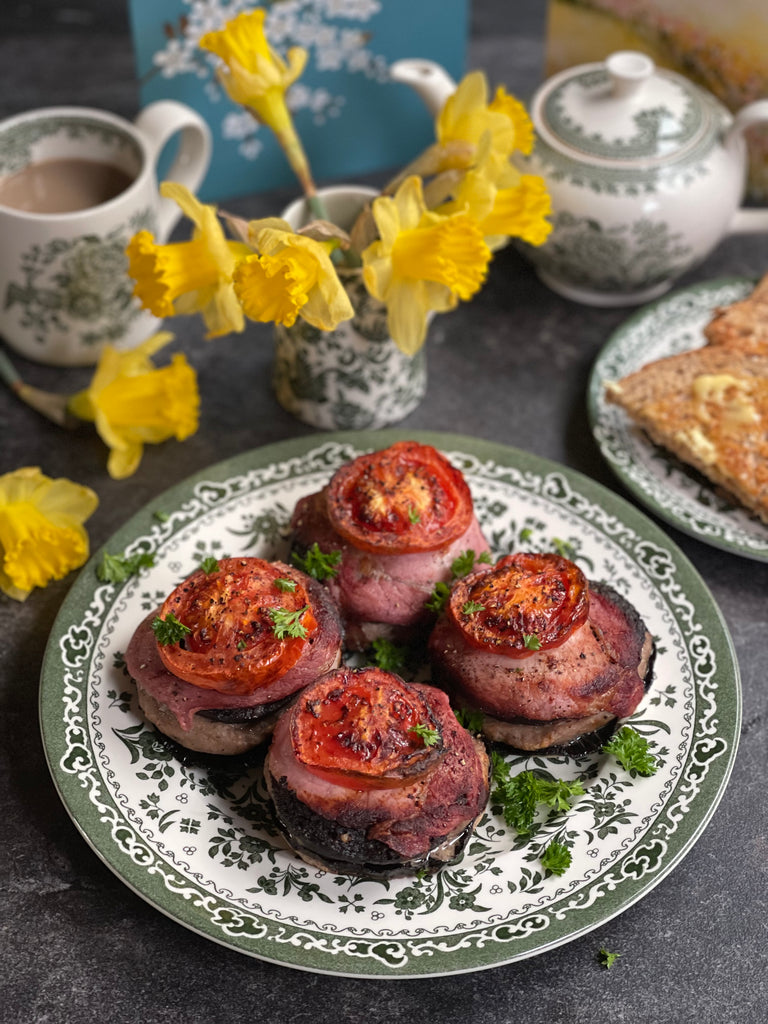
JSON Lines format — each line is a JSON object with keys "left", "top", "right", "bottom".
{"left": 4, "top": 208, "right": 154, "bottom": 349}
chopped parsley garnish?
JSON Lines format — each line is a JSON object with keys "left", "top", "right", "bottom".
{"left": 454, "top": 707, "right": 485, "bottom": 732}
{"left": 151, "top": 613, "right": 192, "bottom": 646}
{"left": 153, "top": 510, "right": 169, "bottom": 523}
{"left": 491, "top": 754, "right": 584, "bottom": 836}
{"left": 237, "top": 639, "right": 247, "bottom": 651}
{"left": 425, "top": 581, "right": 450, "bottom": 614}
{"left": 291, "top": 543, "right": 342, "bottom": 580}
{"left": 96, "top": 550, "right": 155, "bottom": 584}
{"left": 551, "top": 537, "right": 577, "bottom": 560}
{"left": 450, "top": 548, "right": 491, "bottom": 579}
{"left": 407, "top": 505, "right": 421, "bottom": 524}
{"left": 541, "top": 840, "right": 572, "bottom": 876}
{"left": 462, "top": 600, "right": 485, "bottom": 615}
{"left": 274, "top": 577, "right": 298, "bottom": 592}
{"left": 269, "top": 604, "right": 310, "bottom": 639}
{"left": 602, "top": 726, "right": 658, "bottom": 777}
{"left": 598, "top": 948, "right": 622, "bottom": 970}
{"left": 199, "top": 556, "right": 219, "bottom": 574}
{"left": 519, "top": 527, "right": 533, "bottom": 542}
{"left": 369, "top": 637, "right": 411, "bottom": 674}
{"left": 523, "top": 633, "right": 541, "bottom": 650}
{"left": 410, "top": 722, "right": 440, "bottom": 747}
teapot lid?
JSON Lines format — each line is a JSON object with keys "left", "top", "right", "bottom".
{"left": 532, "top": 51, "right": 716, "bottom": 164}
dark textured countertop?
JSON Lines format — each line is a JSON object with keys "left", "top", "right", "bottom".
{"left": 1, "top": 3, "right": 766, "bottom": 1022}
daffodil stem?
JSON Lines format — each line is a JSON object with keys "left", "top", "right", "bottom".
{"left": 0, "top": 348, "right": 21, "bottom": 391}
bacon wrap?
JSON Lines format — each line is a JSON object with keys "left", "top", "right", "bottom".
{"left": 266, "top": 671, "right": 490, "bottom": 859}
{"left": 125, "top": 574, "right": 343, "bottom": 732}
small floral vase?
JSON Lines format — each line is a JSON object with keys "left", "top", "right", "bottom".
{"left": 272, "top": 186, "right": 427, "bottom": 430}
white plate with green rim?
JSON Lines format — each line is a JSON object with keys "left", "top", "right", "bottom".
{"left": 40, "top": 430, "right": 741, "bottom": 977}
{"left": 588, "top": 277, "right": 768, "bottom": 561}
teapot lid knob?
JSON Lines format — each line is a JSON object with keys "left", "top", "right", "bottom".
{"left": 605, "top": 50, "right": 654, "bottom": 99}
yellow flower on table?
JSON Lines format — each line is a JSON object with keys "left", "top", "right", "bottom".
{"left": 126, "top": 183, "right": 251, "bottom": 339}
{"left": 361, "top": 176, "right": 491, "bottom": 356}
{"left": 68, "top": 333, "right": 199, "bottom": 480}
{"left": 0, "top": 467, "right": 98, "bottom": 601}
{"left": 233, "top": 220, "right": 354, "bottom": 331}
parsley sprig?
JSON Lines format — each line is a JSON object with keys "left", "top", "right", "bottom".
{"left": 491, "top": 753, "right": 584, "bottom": 836}
{"left": 602, "top": 726, "right": 657, "bottom": 777}
{"left": 598, "top": 948, "right": 622, "bottom": 970}
{"left": 410, "top": 722, "right": 440, "bottom": 747}
{"left": 291, "top": 543, "right": 342, "bottom": 580}
{"left": 541, "top": 840, "right": 572, "bottom": 876}
{"left": 96, "top": 550, "right": 155, "bottom": 584}
{"left": 151, "top": 612, "right": 192, "bottom": 646}
{"left": 368, "top": 637, "right": 411, "bottom": 675}
{"left": 269, "top": 604, "right": 310, "bottom": 639}
{"left": 425, "top": 549, "right": 492, "bottom": 613}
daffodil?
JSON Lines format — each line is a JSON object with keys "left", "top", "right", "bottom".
{"left": 0, "top": 467, "right": 98, "bottom": 601}
{"left": 436, "top": 72, "right": 535, "bottom": 182}
{"left": 199, "top": 10, "right": 315, "bottom": 196}
{"left": 437, "top": 135, "right": 552, "bottom": 251}
{"left": 232, "top": 220, "right": 353, "bottom": 331}
{"left": 361, "top": 176, "right": 491, "bottom": 355}
{"left": 68, "top": 333, "right": 199, "bottom": 480}
{"left": 126, "top": 183, "right": 251, "bottom": 338}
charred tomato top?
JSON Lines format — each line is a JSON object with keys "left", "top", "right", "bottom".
{"left": 447, "top": 552, "right": 589, "bottom": 657}
{"left": 325, "top": 441, "right": 473, "bottom": 555}
{"left": 289, "top": 667, "right": 444, "bottom": 789}
{"left": 156, "top": 557, "right": 318, "bottom": 695}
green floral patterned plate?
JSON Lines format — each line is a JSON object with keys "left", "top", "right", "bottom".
{"left": 40, "top": 431, "right": 740, "bottom": 977}
{"left": 588, "top": 277, "right": 768, "bottom": 560}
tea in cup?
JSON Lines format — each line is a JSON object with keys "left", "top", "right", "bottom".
{"left": 0, "top": 102, "right": 211, "bottom": 365}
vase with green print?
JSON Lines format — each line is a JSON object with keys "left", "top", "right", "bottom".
{"left": 511, "top": 50, "right": 768, "bottom": 306}
{"left": 272, "top": 186, "right": 427, "bottom": 430}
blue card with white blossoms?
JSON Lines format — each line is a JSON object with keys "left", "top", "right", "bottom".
{"left": 128, "top": 0, "right": 469, "bottom": 201}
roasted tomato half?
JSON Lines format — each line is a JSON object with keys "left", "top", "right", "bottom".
{"left": 447, "top": 552, "right": 589, "bottom": 657}
{"left": 325, "top": 441, "right": 473, "bottom": 555}
{"left": 156, "top": 557, "right": 318, "bottom": 695}
{"left": 290, "top": 668, "right": 444, "bottom": 789}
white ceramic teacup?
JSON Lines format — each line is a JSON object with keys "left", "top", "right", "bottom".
{"left": 0, "top": 102, "right": 211, "bottom": 365}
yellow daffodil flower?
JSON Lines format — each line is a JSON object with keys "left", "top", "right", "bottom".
{"left": 361, "top": 176, "right": 491, "bottom": 355}
{"left": 436, "top": 73, "right": 536, "bottom": 183}
{"left": 438, "top": 135, "right": 552, "bottom": 251}
{"left": 126, "top": 183, "right": 251, "bottom": 338}
{"left": 68, "top": 333, "right": 199, "bottom": 480}
{"left": 0, "top": 467, "right": 98, "bottom": 601}
{"left": 232, "top": 220, "right": 353, "bottom": 331}
{"left": 199, "top": 10, "right": 314, "bottom": 195}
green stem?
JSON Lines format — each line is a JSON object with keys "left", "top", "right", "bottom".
{"left": 0, "top": 348, "right": 21, "bottom": 391}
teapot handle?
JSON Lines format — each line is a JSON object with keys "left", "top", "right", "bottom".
{"left": 725, "top": 100, "right": 768, "bottom": 236}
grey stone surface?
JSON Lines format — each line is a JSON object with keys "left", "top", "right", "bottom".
{"left": 1, "top": 3, "right": 766, "bottom": 1022}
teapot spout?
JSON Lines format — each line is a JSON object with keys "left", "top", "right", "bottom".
{"left": 389, "top": 59, "right": 457, "bottom": 116}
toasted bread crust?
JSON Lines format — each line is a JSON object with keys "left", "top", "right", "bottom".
{"left": 605, "top": 346, "right": 768, "bottom": 524}
{"left": 704, "top": 274, "right": 768, "bottom": 353}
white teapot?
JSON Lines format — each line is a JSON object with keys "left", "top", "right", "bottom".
{"left": 391, "top": 52, "right": 768, "bottom": 307}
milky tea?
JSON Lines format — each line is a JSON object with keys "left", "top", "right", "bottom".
{"left": 0, "top": 157, "right": 134, "bottom": 214}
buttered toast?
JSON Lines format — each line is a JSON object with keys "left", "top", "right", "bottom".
{"left": 703, "top": 273, "right": 768, "bottom": 353}
{"left": 605, "top": 346, "right": 768, "bottom": 524}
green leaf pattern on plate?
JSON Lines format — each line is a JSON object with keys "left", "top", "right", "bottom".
{"left": 42, "top": 435, "right": 740, "bottom": 976}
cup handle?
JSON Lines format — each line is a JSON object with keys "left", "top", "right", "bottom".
{"left": 133, "top": 100, "right": 212, "bottom": 240}
{"left": 725, "top": 100, "right": 768, "bottom": 236}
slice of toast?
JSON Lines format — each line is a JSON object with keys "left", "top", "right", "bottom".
{"left": 605, "top": 346, "right": 768, "bottom": 524}
{"left": 703, "top": 273, "right": 768, "bottom": 353}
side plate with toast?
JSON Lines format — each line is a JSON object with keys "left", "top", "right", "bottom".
{"left": 588, "top": 278, "right": 768, "bottom": 561}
